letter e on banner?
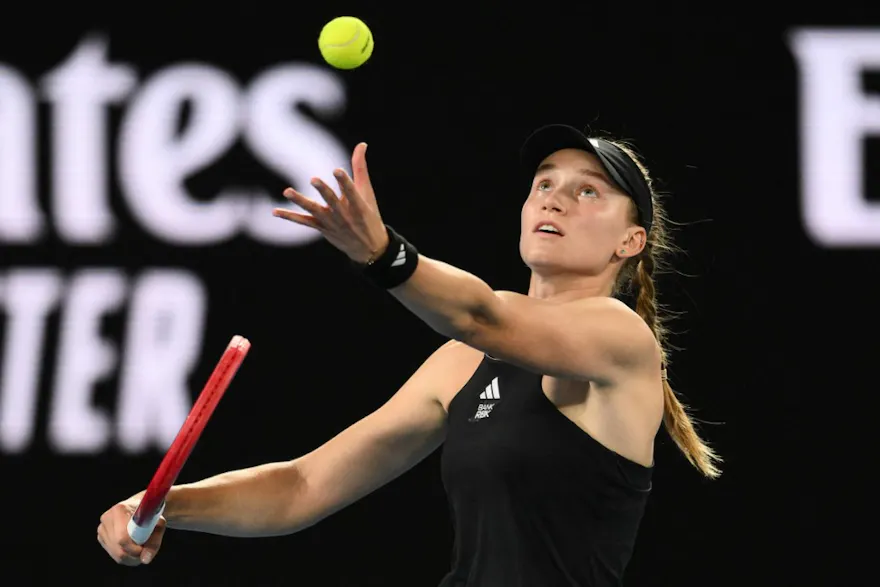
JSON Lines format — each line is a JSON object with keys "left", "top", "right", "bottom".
{"left": 788, "top": 28, "right": 880, "bottom": 247}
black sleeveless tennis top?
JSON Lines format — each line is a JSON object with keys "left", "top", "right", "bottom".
{"left": 437, "top": 355, "right": 653, "bottom": 587}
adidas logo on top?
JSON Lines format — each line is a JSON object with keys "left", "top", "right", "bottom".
{"left": 479, "top": 377, "right": 500, "bottom": 400}
{"left": 470, "top": 377, "right": 500, "bottom": 422}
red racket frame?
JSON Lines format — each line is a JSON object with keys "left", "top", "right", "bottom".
{"left": 128, "top": 335, "right": 250, "bottom": 544}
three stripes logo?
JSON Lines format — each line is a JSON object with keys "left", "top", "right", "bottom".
{"left": 469, "top": 377, "right": 501, "bottom": 422}
{"left": 391, "top": 244, "right": 406, "bottom": 267}
{"left": 479, "top": 377, "right": 500, "bottom": 401}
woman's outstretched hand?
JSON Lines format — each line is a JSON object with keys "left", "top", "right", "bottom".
{"left": 272, "top": 142, "right": 389, "bottom": 264}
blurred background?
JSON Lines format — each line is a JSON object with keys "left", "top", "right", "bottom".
{"left": 1, "top": 2, "right": 876, "bottom": 585}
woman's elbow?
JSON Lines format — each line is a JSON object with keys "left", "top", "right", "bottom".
{"left": 447, "top": 298, "right": 501, "bottom": 344}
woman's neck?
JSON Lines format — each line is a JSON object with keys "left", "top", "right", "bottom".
{"left": 527, "top": 271, "right": 615, "bottom": 302}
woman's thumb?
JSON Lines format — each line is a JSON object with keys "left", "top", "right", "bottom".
{"left": 139, "top": 521, "right": 165, "bottom": 564}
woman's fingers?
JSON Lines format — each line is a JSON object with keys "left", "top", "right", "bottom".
{"left": 272, "top": 207, "right": 322, "bottom": 229}
{"left": 275, "top": 167, "right": 375, "bottom": 247}
{"left": 282, "top": 187, "right": 330, "bottom": 219}
{"left": 332, "top": 168, "right": 371, "bottom": 216}
{"left": 309, "top": 177, "right": 347, "bottom": 215}
{"left": 351, "top": 143, "right": 369, "bottom": 187}
{"left": 351, "top": 143, "right": 378, "bottom": 209}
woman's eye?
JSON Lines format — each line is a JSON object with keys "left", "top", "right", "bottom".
{"left": 580, "top": 187, "right": 598, "bottom": 198}
{"left": 537, "top": 180, "right": 551, "bottom": 191}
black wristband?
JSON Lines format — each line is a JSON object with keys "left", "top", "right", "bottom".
{"left": 358, "top": 225, "right": 419, "bottom": 289}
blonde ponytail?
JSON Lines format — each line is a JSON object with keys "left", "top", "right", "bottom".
{"left": 633, "top": 254, "right": 722, "bottom": 479}
{"left": 613, "top": 140, "right": 722, "bottom": 479}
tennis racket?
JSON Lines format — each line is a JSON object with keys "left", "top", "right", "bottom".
{"left": 127, "top": 335, "right": 251, "bottom": 545}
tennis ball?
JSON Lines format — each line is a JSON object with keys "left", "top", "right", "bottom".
{"left": 318, "top": 17, "right": 374, "bottom": 70}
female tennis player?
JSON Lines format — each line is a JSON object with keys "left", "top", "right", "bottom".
{"left": 97, "top": 124, "right": 721, "bottom": 586}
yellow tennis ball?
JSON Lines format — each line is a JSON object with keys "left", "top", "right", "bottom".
{"left": 318, "top": 17, "right": 374, "bottom": 70}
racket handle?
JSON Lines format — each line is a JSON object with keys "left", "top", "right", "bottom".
{"left": 127, "top": 502, "right": 165, "bottom": 545}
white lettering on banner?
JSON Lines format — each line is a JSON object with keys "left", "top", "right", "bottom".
{"left": 788, "top": 28, "right": 880, "bottom": 247}
{"left": 242, "top": 66, "right": 348, "bottom": 242}
{"left": 0, "top": 270, "right": 63, "bottom": 452}
{"left": 0, "top": 34, "right": 350, "bottom": 246}
{"left": 115, "top": 271, "right": 206, "bottom": 454}
{"left": 0, "top": 34, "right": 350, "bottom": 455}
{"left": 42, "top": 37, "right": 137, "bottom": 244}
{"left": 0, "top": 268, "right": 207, "bottom": 455}
{"left": 0, "top": 66, "right": 41, "bottom": 242}
{"left": 48, "top": 270, "right": 127, "bottom": 453}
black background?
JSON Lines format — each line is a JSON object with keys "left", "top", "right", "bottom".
{"left": 2, "top": 3, "right": 877, "bottom": 586}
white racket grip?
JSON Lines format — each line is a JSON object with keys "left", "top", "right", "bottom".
{"left": 127, "top": 501, "right": 165, "bottom": 545}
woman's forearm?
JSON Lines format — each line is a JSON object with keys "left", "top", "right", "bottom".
{"left": 389, "top": 256, "right": 498, "bottom": 340}
{"left": 158, "top": 461, "right": 317, "bottom": 537}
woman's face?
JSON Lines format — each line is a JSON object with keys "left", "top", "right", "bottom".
{"left": 520, "top": 148, "right": 643, "bottom": 277}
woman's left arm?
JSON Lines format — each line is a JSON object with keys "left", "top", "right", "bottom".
{"left": 273, "top": 143, "right": 657, "bottom": 381}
